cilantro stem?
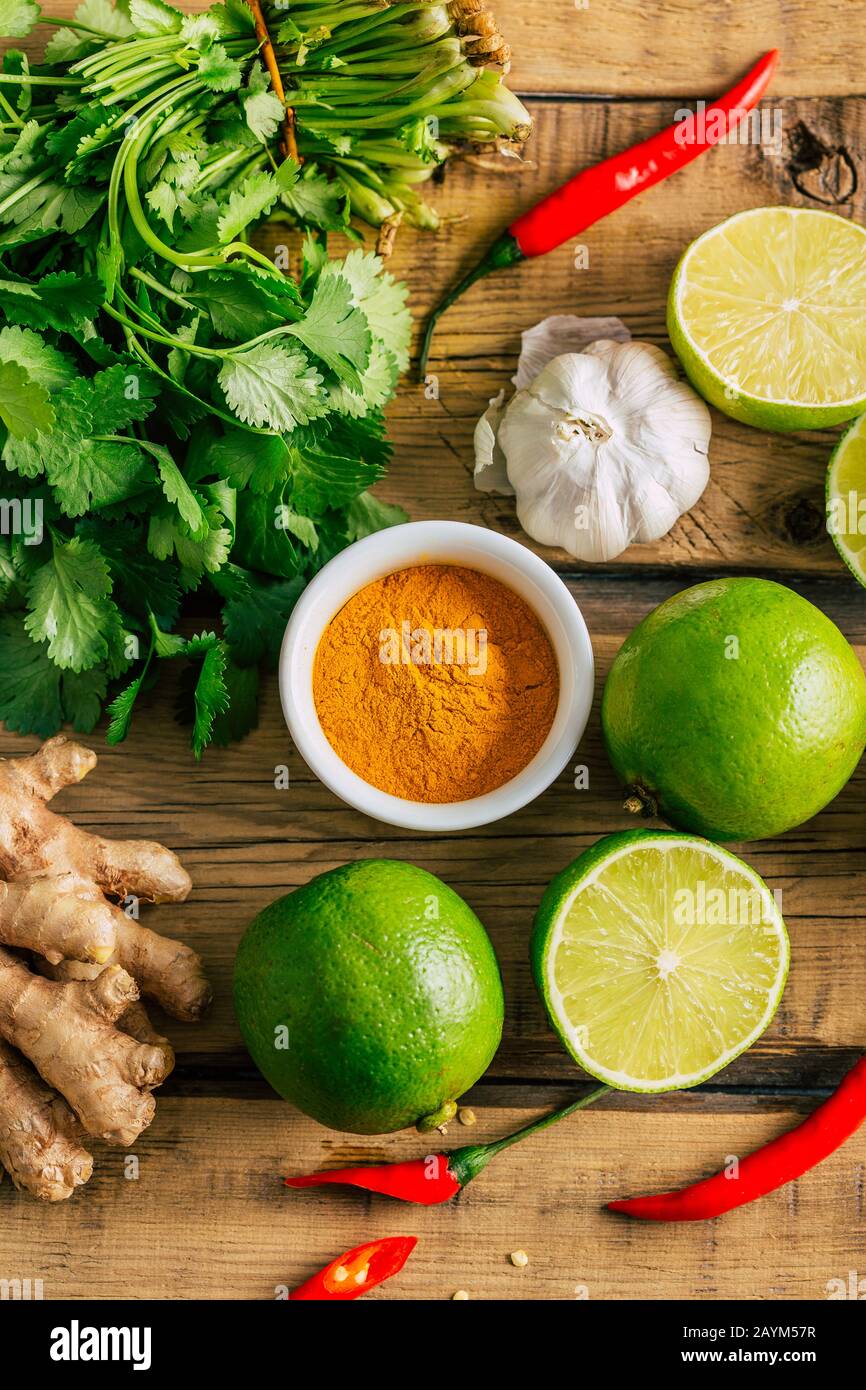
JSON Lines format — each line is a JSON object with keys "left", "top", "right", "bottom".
{"left": 0, "top": 91, "right": 24, "bottom": 127}
{"left": 102, "top": 303, "right": 223, "bottom": 357}
{"left": 0, "top": 74, "right": 82, "bottom": 87}
{"left": 123, "top": 333, "right": 264, "bottom": 433}
{"left": 39, "top": 15, "right": 113, "bottom": 32}
{"left": 129, "top": 266, "right": 195, "bottom": 312}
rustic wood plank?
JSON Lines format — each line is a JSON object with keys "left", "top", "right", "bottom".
{"left": 1, "top": 1095, "right": 863, "bottom": 1299}
{"left": 497, "top": 0, "right": 866, "bottom": 98}
{"left": 2, "top": 573, "right": 863, "bottom": 1086}
{"left": 18, "top": 1, "right": 866, "bottom": 97}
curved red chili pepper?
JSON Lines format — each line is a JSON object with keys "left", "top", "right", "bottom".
{"left": 510, "top": 49, "right": 779, "bottom": 259}
{"left": 289, "top": 1235, "right": 417, "bottom": 1301}
{"left": 418, "top": 50, "right": 779, "bottom": 375}
{"left": 285, "top": 1086, "right": 609, "bottom": 1204}
{"left": 609, "top": 1055, "right": 866, "bottom": 1222}
{"left": 285, "top": 1154, "right": 461, "bottom": 1205}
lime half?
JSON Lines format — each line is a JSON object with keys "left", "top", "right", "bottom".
{"left": 827, "top": 414, "right": 866, "bottom": 588}
{"left": 531, "top": 831, "right": 789, "bottom": 1092}
{"left": 668, "top": 207, "right": 866, "bottom": 430}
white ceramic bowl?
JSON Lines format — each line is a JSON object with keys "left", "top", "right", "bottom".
{"left": 279, "top": 521, "right": 594, "bottom": 831}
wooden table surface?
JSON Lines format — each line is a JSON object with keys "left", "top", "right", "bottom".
{"left": 2, "top": 0, "right": 866, "bottom": 1302}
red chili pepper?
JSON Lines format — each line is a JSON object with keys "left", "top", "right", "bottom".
{"left": 608, "top": 1055, "right": 866, "bottom": 1222}
{"left": 285, "top": 1085, "right": 608, "bottom": 1204}
{"left": 289, "top": 1235, "right": 417, "bottom": 1300}
{"left": 418, "top": 49, "right": 779, "bottom": 375}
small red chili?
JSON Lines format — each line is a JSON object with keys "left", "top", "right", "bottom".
{"left": 289, "top": 1235, "right": 417, "bottom": 1301}
{"left": 286, "top": 1153, "right": 461, "bottom": 1205}
{"left": 608, "top": 1055, "right": 866, "bottom": 1222}
{"left": 285, "top": 1085, "right": 608, "bottom": 1204}
{"left": 418, "top": 49, "right": 779, "bottom": 375}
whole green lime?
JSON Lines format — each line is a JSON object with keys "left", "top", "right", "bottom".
{"left": 233, "top": 859, "right": 504, "bottom": 1134}
{"left": 602, "top": 578, "right": 866, "bottom": 842}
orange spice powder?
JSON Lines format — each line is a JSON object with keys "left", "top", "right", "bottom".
{"left": 312, "top": 564, "right": 559, "bottom": 803}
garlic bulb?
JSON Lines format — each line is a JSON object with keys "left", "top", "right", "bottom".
{"left": 477, "top": 336, "right": 711, "bottom": 562}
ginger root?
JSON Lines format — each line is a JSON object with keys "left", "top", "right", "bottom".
{"left": 0, "top": 736, "right": 191, "bottom": 900}
{"left": 0, "top": 874, "right": 115, "bottom": 965}
{"left": 0, "top": 1040, "right": 92, "bottom": 1201}
{"left": 0, "top": 736, "right": 209, "bottom": 1200}
{"left": 0, "top": 947, "right": 173, "bottom": 1146}
{"left": 0, "top": 737, "right": 210, "bottom": 1020}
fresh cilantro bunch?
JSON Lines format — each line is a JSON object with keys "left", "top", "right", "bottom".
{"left": 0, "top": 0, "right": 411, "bottom": 755}
{"left": 269, "top": 1, "right": 532, "bottom": 232}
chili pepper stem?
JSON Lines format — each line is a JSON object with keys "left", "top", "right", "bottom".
{"left": 418, "top": 229, "right": 523, "bottom": 378}
{"left": 448, "top": 1083, "right": 610, "bottom": 1187}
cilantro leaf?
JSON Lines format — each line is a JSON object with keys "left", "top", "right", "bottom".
{"left": 0, "top": 271, "right": 104, "bottom": 332}
{"left": 191, "top": 639, "right": 229, "bottom": 756}
{"left": 0, "top": 0, "right": 40, "bottom": 39}
{"left": 222, "top": 572, "right": 304, "bottom": 666}
{"left": 242, "top": 61, "right": 284, "bottom": 143}
{"left": 197, "top": 42, "right": 242, "bottom": 92}
{"left": 208, "top": 428, "right": 293, "bottom": 493}
{"left": 50, "top": 103, "right": 119, "bottom": 174}
{"left": 47, "top": 438, "right": 151, "bottom": 516}
{"left": 185, "top": 266, "right": 300, "bottom": 340}
{"left": 232, "top": 490, "right": 305, "bottom": 580}
{"left": 289, "top": 445, "right": 382, "bottom": 515}
{"left": 0, "top": 325, "right": 75, "bottom": 391}
{"left": 216, "top": 171, "right": 279, "bottom": 243}
{"left": 217, "top": 342, "right": 324, "bottom": 431}
{"left": 279, "top": 164, "right": 349, "bottom": 232}
{"left": 345, "top": 491, "right": 409, "bottom": 541}
{"left": 147, "top": 500, "right": 232, "bottom": 587}
{"left": 128, "top": 0, "right": 181, "bottom": 36}
{"left": 209, "top": 0, "right": 255, "bottom": 34}
{"left": 0, "top": 360, "right": 54, "bottom": 437}
{"left": 147, "top": 442, "right": 208, "bottom": 537}
{"left": 210, "top": 659, "right": 258, "bottom": 745}
{"left": 0, "top": 613, "right": 108, "bottom": 737}
{"left": 24, "top": 534, "right": 119, "bottom": 671}
{"left": 328, "top": 340, "right": 398, "bottom": 418}
{"left": 77, "top": 518, "right": 180, "bottom": 628}
{"left": 45, "top": 0, "right": 133, "bottom": 60}
{"left": 324, "top": 249, "right": 411, "bottom": 372}
{"left": 288, "top": 272, "right": 371, "bottom": 389}
{"left": 105, "top": 661, "right": 149, "bottom": 745}
{"left": 85, "top": 362, "right": 160, "bottom": 433}
{"left": 171, "top": 633, "right": 229, "bottom": 758}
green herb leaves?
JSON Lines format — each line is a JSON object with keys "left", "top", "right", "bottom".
{"left": 0, "top": 0, "right": 40, "bottom": 39}
{"left": 0, "top": 0, "right": 414, "bottom": 756}
{"left": 218, "top": 343, "right": 324, "bottom": 431}
{"left": 25, "top": 535, "right": 117, "bottom": 671}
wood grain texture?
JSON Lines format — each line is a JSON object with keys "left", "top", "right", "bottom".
{"left": 2, "top": 0, "right": 866, "bottom": 1302}
{"left": 495, "top": 0, "right": 866, "bottom": 99}
{"left": 1, "top": 1095, "right": 864, "bottom": 1300}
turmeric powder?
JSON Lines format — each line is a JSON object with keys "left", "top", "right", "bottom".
{"left": 312, "top": 564, "right": 559, "bottom": 803}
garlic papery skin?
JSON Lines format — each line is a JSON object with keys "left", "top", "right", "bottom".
{"left": 495, "top": 340, "right": 711, "bottom": 562}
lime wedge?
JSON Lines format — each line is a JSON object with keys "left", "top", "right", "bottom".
{"left": 827, "top": 414, "right": 866, "bottom": 587}
{"left": 668, "top": 207, "right": 866, "bottom": 430}
{"left": 531, "top": 831, "right": 789, "bottom": 1092}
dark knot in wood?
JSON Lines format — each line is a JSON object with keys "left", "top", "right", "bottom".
{"left": 786, "top": 120, "right": 857, "bottom": 205}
